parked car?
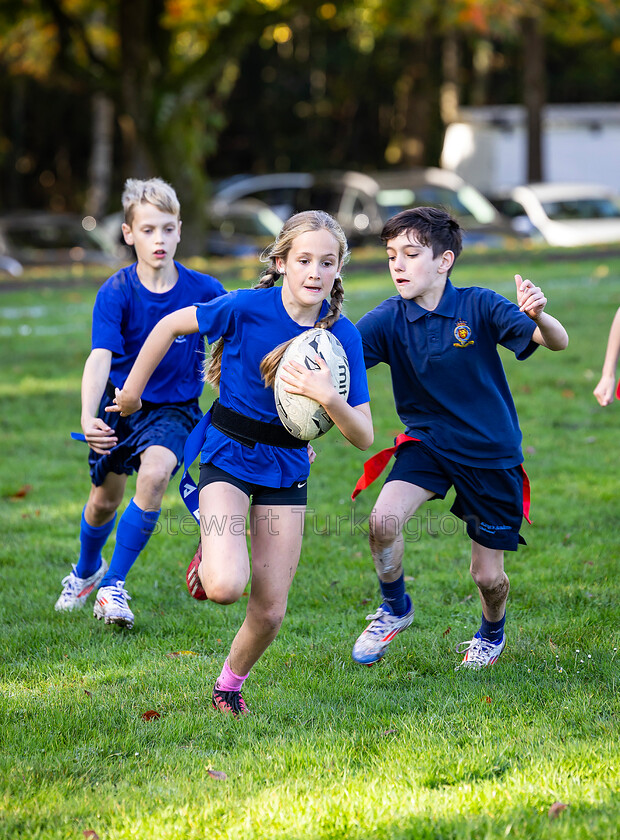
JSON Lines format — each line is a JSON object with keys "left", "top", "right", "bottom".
{"left": 213, "top": 168, "right": 518, "bottom": 248}
{"left": 204, "top": 198, "right": 284, "bottom": 257}
{"left": 487, "top": 182, "right": 620, "bottom": 247}
{"left": 0, "top": 212, "right": 123, "bottom": 267}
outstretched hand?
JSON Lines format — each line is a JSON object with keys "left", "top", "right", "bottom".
{"left": 105, "top": 387, "right": 142, "bottom": 417}
{"left": 515, "top": 274, "right": 547, "bottom": 320}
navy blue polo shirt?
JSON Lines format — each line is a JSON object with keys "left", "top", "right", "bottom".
{"left": 357, "top": 279, "right": 538, "bottom": 468}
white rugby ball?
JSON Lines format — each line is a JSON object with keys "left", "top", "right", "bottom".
{"left": 274, "top": 328, "right": 350, "bottom": 440}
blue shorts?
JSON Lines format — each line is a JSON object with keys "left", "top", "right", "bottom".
{"left": 199, "top": 462, "right": 308, "bottom": 506}
{"left": 385, "top": 440, "right": 526, "bottom": 551}
{"left": 88, "top": 391, "right": 202, "bottom": 487}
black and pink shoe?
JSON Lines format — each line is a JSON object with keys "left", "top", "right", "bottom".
{"left": 212, "top": 685, "right": 248, "bottom": 717}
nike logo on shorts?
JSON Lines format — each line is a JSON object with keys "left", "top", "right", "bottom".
{"left": 297, "top": 482, "right": 307, "bottom": 488}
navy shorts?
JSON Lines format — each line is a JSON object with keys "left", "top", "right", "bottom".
{"left": 199, "top": 462, "right": 308, "bottom": 506}
{"left": 88, "top": 393, "right": 202, "bottom": 487}
{"left": 385, "top": 440, "right": 526, "bottom": 551}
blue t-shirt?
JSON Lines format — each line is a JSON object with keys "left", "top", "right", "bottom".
{"left": 195, "top": 286, "right": 370, "bottom": 487}
{"left": 92, "top": 262, "right": 226, "bottom": 403}
{"left": 357, "top": 279, "right": 538, "bottom": 468}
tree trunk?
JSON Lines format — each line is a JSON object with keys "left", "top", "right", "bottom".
{"left": 440, "top": 31, "right": 460, "bottom": 126}
{"left": 522, "top": 15, "right": 546, "bottom": 183}
{"left": 86, "top": 92, "right": 115, "bottom": 217}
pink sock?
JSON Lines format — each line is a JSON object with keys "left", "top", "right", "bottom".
{"left": 216, "top": 657, "right": 249, "bottom": 693}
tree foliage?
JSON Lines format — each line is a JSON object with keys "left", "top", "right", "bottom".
{"left": 0, "top": 0, "right": 618, "bottom": 221}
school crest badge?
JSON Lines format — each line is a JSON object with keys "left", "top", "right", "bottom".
{"left": 453, "top": 319, "right": 474, "bottom": 347}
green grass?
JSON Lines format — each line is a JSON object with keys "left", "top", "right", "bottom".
{"left": 1, "top": 253, "right": 619, "bottom": 839}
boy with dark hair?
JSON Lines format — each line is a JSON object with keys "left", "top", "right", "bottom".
{"left": 351, "top": 206, "right": 568, "bottom": 669}
{"left": 55, "top": 177, "right": 226, "bottom": 628}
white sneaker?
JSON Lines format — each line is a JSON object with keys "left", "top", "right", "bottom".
{"left": 352, "top": 595, "right": 414, "bottom": 665}
{"left": 55, "top": 560, "right": 109, "bottom": 611}
{"left": 93, "top": 581, "right": 134, "bottom": 628}
{"left": 456, "top": 633, "right": 506, "bottom": 670}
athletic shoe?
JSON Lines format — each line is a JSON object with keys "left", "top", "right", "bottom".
{"left": 54, "top": 559, "right": 109, "bottom": 611}
{"left": 455, "top": 633, "right": 506, "bottom": 670}
{"left": 93, "top": 580, "right": 134, "bottom": 628}
{"left": 186, "top": 543, "right": 207, "bottom": 600}
{"left": 212, "top": 684, "right": 248, "bottom": 717}
{"left": 352, "top": 595, "right": 415, "bottom": 665}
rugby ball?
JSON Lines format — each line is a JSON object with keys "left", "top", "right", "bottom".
{"left": 274, "top": 328, "right": 350, "bottom": 440}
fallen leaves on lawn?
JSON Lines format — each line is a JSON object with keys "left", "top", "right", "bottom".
{"left": 443, "top": 626, "right": 451, "bottom": 637}
{"left": 83, "top": 831, "right": 100, "bottom": 840}
{"left": 141, "top": 710, "right": 161, "bottom": 721}
{"left": 207, "top": 768, "right": 227, "bottom": 781}
{"left": 548, "top": 802, "right": 568, "bottom": 819}
{"left": 167, "top": 650, "right": 197, "bottom": 658}
{"left": 7, "top": 484, "right": 33, "bottom": 500}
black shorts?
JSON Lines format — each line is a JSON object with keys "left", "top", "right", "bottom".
{"left": 385, "top": 440, "right": 526, "bottom": 551}
{"left": 199, "top": 463, "right": 308, "bottom": 506}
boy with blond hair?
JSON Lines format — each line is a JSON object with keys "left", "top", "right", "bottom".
{"left": 55, "top": 178, "right": 226, "bottom": 628}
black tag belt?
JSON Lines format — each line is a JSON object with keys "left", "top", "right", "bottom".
{"left": 210, "top": 399, "right": 306, "bottom": 449}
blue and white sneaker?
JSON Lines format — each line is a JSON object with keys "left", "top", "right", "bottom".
{"left": 93, "top": 580, "right": 134, "bottom": 628}
{"left": 455, "top": 633, "right": 506, "bottom": 670}
{"left": 54, "top": 559, "right": 108, "bottom": 611}
{"left": 352, "top": 595, "right": 414, "bottom": 665}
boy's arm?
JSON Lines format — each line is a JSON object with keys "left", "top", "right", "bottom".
{"left": 515, "top": 274, "right": 568, "bottom": 351}
{"left": 593, "top": 306, "right": 620, "bottom": 407}
{"left": 81, "top": 348, "right": 117, "bottom": 454}
{"left": 106, "top": 306, "right": 200, "bottom": 416}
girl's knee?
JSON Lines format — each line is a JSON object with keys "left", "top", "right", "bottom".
{"left": 202, "top": 569, "right": 247, "bottom": 604}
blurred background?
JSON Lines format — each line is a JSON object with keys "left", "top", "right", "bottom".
{"left": 1, "top": 0, "right": 619, "bottom": 269}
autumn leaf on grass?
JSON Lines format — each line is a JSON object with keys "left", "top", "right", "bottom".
{"left": 167, "top": 650, "right": 197, "bottom": 658}
{"left": 207, "top": 768, "right": 227, "bottom": 781}
{"left": 548, "top": 802, "right": 568, "bottom": 819}
{"left": 141, "top": 710, "right": 161, "bottom": 721}
{"left": 443, "top": 626, "right": 451, "bottom": 637}
{"left": 7, "top": 484, "right": 33, "bottom": 500}
{"left": 83, "top": 831, "right": 100, "bottom": 840}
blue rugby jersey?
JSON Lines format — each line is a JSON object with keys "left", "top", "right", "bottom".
{"left": 356, "top": 279, "right": 537, "bottom": 468}
{"left": 92, "top": 262, "right": 226, "bottom": 404}
{"left": 194, "top": 286, "right": 370, "bottom": 488}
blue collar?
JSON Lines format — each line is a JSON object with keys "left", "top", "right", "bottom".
{"left": 403, "top": 278, "right": 458, "bottom": 323}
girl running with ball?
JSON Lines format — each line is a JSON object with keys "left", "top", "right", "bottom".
{"left": 109, "top": 211, "right": 373, "bottom": 716}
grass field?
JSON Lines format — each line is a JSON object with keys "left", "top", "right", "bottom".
{"left": 1, "top": 251, "right": 619, "bottom": 839}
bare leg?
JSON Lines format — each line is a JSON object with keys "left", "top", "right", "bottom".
{"left": 470, "top": 540, "right": 509, "bottom": 622}
{"left": 85, "top": 472, "right": 127, "bottom": 527}
{"left": 135, "top": 444, "right": 177, "bottom": 511}
{"left": 227, "top": 503, "right": 305, "bottom": 677}
{"left": 197, "top": 482, "right": 251, "bottom": 605}
{"left": 369, "top": 480, "right": 435, "bottom": 582}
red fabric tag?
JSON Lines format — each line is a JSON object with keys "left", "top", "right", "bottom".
{"left": 520, "top": 464, "right": 531, "bottom": 524}
{"left": 351, "top": 433, "right": 419, "bottom": 499}
{"left": 616, "top": 378, "right": 620, "bottom": 400}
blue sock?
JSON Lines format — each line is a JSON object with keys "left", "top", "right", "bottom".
{"left": 478, "top": 612, "right": 506, "bottom": 645}
{"left": 100, "top": 499, "right": 160, "bottom": 587}
{"left": 379, "top": 574, "right": 409, "bottom": 617}
{"left": 75, "top": 508, "right": 116, "bottom": 578}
